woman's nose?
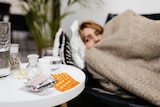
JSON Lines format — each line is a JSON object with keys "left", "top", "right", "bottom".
{"left": 93, "top": 36, "right": 100, "bottom": 43}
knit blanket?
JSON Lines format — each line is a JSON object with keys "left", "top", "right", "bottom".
{"left": 85, "top": 9, "right": 160, "bottom": 106}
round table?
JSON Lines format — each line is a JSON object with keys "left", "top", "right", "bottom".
{"left": 0, "top": 64, "right": 86, "bottom": 107}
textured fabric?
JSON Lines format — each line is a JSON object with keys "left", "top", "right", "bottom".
{"left": 106, "top": 13, "right": 160, "bottom": 23}
{"left": 59, "top": 31, "right": 76, "bottom": 66}
{"left": 53, "top": 28, "right": 76, "bottom": 66}
{"left": 85, "top": 9, "right": 160, "bottom": 106}
{"left": 53, "top": 28, "right": 62, "bottom": 56}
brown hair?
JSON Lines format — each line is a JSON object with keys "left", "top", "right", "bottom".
{"left": 79, "top": 20, "right": 103, "bottom": 42}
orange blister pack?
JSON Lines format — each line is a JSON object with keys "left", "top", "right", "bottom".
{"left": 51, "top": 72, "right": 80, "bottom": 92}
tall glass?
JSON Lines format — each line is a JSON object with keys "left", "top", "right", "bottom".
{"left": 0, "top": 22, "right": 10, "bottom": 77}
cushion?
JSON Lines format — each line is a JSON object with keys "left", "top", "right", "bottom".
{"left": 68, "top": 20, "right": 86, "bottom": 69}
{"left": 53, "top": 28, "right": 76, "bottom": 66}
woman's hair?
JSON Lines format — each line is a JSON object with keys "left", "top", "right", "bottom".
{"left": 79, "top": 20, "right": 103, "bottom": 42}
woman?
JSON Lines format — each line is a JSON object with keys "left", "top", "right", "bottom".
{"left": 79, "top": 20, "right": 103, "bottom": 49}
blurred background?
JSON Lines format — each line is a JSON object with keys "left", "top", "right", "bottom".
{"left": 1, "top": 0, "right": 160, "bottom": 63}
{"left": 0, "top": 1, "right": 160, "bottom": 107}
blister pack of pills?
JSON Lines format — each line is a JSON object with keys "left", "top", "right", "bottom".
{"left": 51, "top": 72, "right": 80, "bottom": 92}
{"left": 24, "top": 74, "right": 56, "bottom": 92}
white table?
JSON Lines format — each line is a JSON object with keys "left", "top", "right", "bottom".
{"left": 0, "top": 64, "right": 86, "bottom": 107}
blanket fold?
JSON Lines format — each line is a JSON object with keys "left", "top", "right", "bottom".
{"left": 85, "top": 9, "right": 160, "bottom": 106}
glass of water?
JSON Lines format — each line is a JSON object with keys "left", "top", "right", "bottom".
{"left": 0, "top": 21, "right": 11, "bottom": 77}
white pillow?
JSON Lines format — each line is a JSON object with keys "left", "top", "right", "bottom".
{"left": 68, "top": 20, "right": 86, "bottom": 69}
{"left": 53, "top": 28, "right": 76, "bottom": 66}
{"left": 53, "top": 28, "right": 62, "bottom": 56}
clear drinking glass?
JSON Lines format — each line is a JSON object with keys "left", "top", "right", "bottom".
{"left": 41, "top": 47, "right": 53, "bottom": 57}
{"left": 0, "top": 21, "right": 11, "bottom": 77}
{"left": 27, "top": 54, "right": 40, "bottom": 80}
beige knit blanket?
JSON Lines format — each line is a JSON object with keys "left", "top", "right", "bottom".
{"left": 85, "top": 9, "right": 160, "bottom": 106}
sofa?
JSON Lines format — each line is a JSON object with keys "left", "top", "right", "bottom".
{"left": 54, "top": 9, "right": 160, "bottom": 107}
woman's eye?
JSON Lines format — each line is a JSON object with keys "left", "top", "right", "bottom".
{"left": 84, "top": 37, "right": 91, "bottom": 43}
{"left": 95, "top": 31, "right": 100, "bottom": 36}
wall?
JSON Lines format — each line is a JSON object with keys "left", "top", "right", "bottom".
{"left": 0, "top": 0, "right": 26, "bottom": 14}
{"left": 61, "top": 0, "right": 160, "bottom": 33}
{"left": 1, "top": 0, "right": 160, "bottom": 33}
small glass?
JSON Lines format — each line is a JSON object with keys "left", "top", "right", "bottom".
{"left": 27, "top": 54, "right": 40, "bottom": 80}
{"left": 10, "top": 43, "right": 21, "bottom": 70}
{"left": 50, "top": 56, "right": 62, "bottom": 70}
{"left": 38, "top": 56, "right": 52, "bottom": 75}
{"left": 41, "top": 47, "right": 53, "bottom": 57}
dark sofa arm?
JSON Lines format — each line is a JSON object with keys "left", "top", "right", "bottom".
{"left": 82, "top": 67, "right": 157, "bottom": 107}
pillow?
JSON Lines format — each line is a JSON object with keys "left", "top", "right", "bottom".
{"left": 53, "top": 28, "right": 62, "bottom": 56}
{"left": 53, "top": 28, "right": 76, "bottom": 66}
{"left": 68, "top": 20, "right": 86, "bottom": 69}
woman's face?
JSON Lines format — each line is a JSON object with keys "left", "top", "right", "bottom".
{"left": 82, "top": 27, "right": 102, "bottom": 49}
